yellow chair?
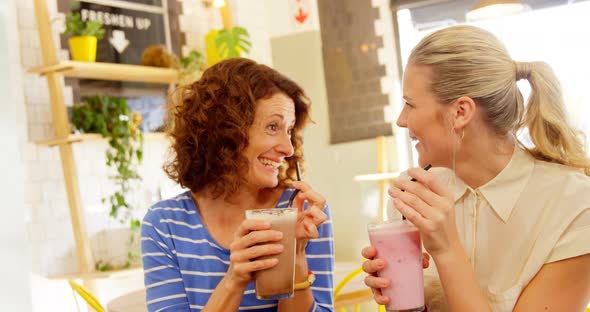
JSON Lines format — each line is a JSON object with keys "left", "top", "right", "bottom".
{"left": 334, "top": 266, "right": 386, "bottom": 312}
{"left": 68, "top": 280, "right": 105, "bottom": 312}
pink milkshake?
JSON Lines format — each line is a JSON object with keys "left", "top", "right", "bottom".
{"left": 368, "top": 220, "right": 424, "bottom": 312}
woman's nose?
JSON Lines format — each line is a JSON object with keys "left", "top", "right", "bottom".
{"left": 277, "top": 131, "right": 294, "bottom": 157}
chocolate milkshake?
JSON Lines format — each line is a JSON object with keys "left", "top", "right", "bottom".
{"left": 245, "top": 208, "right": 297, "bottom": 300}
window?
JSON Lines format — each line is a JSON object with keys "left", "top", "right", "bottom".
{"left": 396, "top": 0, "right": 590, "bottom": 166}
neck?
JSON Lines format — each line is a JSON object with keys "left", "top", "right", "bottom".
{"left": 453, "top": 131, "right": 515, "bottom": 189}
{"left": 192, "top": 186, "right": 282, "bottom": 224}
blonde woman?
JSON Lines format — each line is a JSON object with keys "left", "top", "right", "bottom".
{"left": 361, "top": 25, "right": 590, "bottom": 311}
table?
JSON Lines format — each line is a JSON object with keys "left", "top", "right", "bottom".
{"left": 106, "top": 262, "right": 372, "bottom": 312}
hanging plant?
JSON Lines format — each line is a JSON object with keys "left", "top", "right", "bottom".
{"left": 72, "top": 95, "right": 144, "bottom": 223}
{"left": 71, "top": 95, "right": 144, "bottom": 269}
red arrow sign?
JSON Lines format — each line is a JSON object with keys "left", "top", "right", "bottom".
{"left": 295, "top": 7, "right": 308, "bottom": 24}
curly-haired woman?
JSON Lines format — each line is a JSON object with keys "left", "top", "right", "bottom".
{"left": 141, "top": 58, "right": 334, "bottom": 312}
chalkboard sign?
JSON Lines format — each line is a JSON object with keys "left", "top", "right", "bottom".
{"left": 75, "top": 1, "right": 167, "bottom": 65}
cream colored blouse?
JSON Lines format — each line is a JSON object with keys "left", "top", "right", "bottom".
{"left": 419, "top": 146, "right": 590, "bottom": 312}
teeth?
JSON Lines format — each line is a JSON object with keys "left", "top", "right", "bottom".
{"left": 259, "top": 158, "right": 281, "bottom": 169}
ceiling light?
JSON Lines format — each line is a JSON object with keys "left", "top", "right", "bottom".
{"left": 466, "top": 0, "right": 527, "bottom": 21}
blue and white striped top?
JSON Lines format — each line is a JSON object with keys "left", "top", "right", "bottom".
{"left": 141, "top": 188, "right": 335, "bottom": 312}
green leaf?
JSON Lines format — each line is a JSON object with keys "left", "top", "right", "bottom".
{"left": 214, "top": 26, "right": 252, "bottom": 59}
{"left": 63, "top": 12, "right": 105, "bottom": 38}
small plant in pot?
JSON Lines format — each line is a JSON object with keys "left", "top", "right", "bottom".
{"left": 63, "top": 12, "right": 105, "bottom": 62}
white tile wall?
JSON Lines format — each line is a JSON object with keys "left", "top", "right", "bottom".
{"left": 14, "top": 0, "right": 279, "bottom": 310}
{"left": 17, "top": 0, "right": 181, "bottom": 280}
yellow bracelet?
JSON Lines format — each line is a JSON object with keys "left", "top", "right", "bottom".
{"left": 294, "top": 271, "right": 316, "bottom": 291}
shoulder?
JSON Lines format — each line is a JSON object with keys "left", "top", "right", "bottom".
{"left": 530, "top": 160, "right": 590, "bottom": 206}
{"left": 142, "top": 191, "right": 197, "bottom": 227}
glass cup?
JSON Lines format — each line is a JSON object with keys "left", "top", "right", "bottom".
{"left": 367, "top": 220, "right": 425, "bottom": 312}
{"left": 245, "top": 208, "right": 297, "bottom": 300}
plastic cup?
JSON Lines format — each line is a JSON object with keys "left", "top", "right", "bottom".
{"left": 368, "top": 220, "right": 425, "bottom": 312}
{"left": 245, "top": 208, "right": 297, "bottom": 300}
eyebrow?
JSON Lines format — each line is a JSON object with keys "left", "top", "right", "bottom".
{"left": 267, "top": 114, "right": 296, "bottom": 125}
{"left": 403, "top": 95, "right": 413, "bottom": 101}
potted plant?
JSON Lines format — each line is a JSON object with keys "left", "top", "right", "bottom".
{"left": 63, "top": 12, "right": 105, "bottom": 62}
{"left": 71, "top": 95, "right": 144, "bottom": 269}
{"left": 205, "top": 26, "right": 251, "bottom": 66}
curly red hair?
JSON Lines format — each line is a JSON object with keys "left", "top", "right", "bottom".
{"left": 164, "top": 58, "right": 311, "bottom": 198}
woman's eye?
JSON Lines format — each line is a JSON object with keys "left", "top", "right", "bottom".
{"left": 267, "top": 124, "right": 278, "bottom": 131}
{"left": 404, "top": 102, "right": 414, "bottom": 108}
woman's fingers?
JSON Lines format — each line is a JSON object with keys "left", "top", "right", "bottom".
{"left": 362, "top": 258, "right": 386, "bottom": 274}
{"left": 231, "top": 258, "right": 279, "bottom": 276}
{"left": 364, "top": 275, "right": 391, "bottom": 305}
{"left": 423, "top": 252, "right": 430, "bottom": 268}
{"left": 230, "top": 229, "right": 283, "bottom": 251}
{"left": 292, "top": 181, "right": 327, "bottom": 212}
{"left": 406, "top": 167, "right": 453, "bottom": 200}
{"left": 229, "top": 243, "right": 284, "bottom": 263}
{"left": 235, "top": 219, "right": 271, "bottom": 238}
{"left": 389, "top": 187, "right": 433, "bottom": 221}
{"left": 361, "top": 246, "right": 377, "bottom": 259}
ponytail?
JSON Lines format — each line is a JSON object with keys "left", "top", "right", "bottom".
{"left": 517, "top": 61, "right": 590, "bottom": 176}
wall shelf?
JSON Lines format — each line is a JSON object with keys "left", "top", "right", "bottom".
{"left": 34, "top": 132, "right": 168, "bottom": 147}
{"left": 28, "top": 61, "right": 178, "bottom": 84}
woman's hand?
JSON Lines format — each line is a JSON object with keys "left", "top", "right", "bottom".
{"left": 291, "top": 181, "right": 328, "bottom": 253}
{"left": 389, "top": 167, "right": 461, "bottom": 258}
{"left": 224, "top": 219, "right": 285, "bottom": 290}
{"left": 362, "top": 246, "right": 430, "bottom": 305}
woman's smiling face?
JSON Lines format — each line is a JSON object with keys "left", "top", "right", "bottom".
{"left": 397, "top": 63, "right": 455, "bottom": 168}
{"left": 242, "top": 92, "right": 296, "bottom": 189}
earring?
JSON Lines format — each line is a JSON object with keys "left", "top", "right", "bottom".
{"left": 460, "top": 129, "right": 465, "bottom": 141}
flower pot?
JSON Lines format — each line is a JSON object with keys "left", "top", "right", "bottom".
{"left": 68, "top": 36, "right": 98, "bottom": 62}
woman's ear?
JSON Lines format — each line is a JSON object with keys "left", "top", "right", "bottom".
{"left": 449, "top": 96, "right": 477, "bottom": 130}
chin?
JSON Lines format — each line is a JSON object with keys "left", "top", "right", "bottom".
{"left": 257, "top": 176, "right": 279, "bottom": 189}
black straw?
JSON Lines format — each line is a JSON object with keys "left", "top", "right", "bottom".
{"left": 287, "top": 161, "right": 302, "bottom": 208}
{"left": 402, "top": 164, "right": 432, "bottom": 220}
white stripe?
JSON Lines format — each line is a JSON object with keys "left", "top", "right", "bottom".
{"left": 311, "top": 270, "right": 333, "bottom": 275}
{"left": 172, "top": 195, "right": 191, "bottom": 201}
{"left": 190, "top": 305, "right": 205, "bottom": 309}
{"left": 238, "top": 304, "right": 278, "bottom": 310}
{"left": 146, "top": 278, "right": 183, "bottom": 289}
{"left": 277, "top": 200, "right": 289, "bottom": 206}
{"left": 320, "top": 220, "right": 333, "bottom": 225}
{"left": 149, "top": 226, "right": 223, "bottom": 250}
{"left": 142, "top": 252, "right": 167, "bottom": 257}
{"left": 309, "top": 237, "right": 333, "bottom": 243}
{"left": 180, "top": 270, "right": 226, "bottom": 276}
{"left": 141, "top": 237, "right": 170, "bottom": 250}
{"left": 149, "top": 206, "right": 196, "bottom": 214}
{"left": 317, "top": 303, "right": 334, "bottom": 309}
{"left": 160, "top": 219, "right": 203, "bottom": 229}
{"left": 306, "top": 254, "right": 334, "bottom": 259}
{"left": 244, "top": 289, "right": 256, "bottom": 295}
{"left": 176, "top": 252, "right": 230, "bottom": 264}
{"left": 186, "top": 287, "right": 214, "bottom": 293}
{"left": 311, "top": 286, "right": 334, "bottom": 292}
{"left": 147, "top": 293, "right": 187, "bottom": 305}
{"left": 144, "top": 265, "right": 175, "bottom": 274}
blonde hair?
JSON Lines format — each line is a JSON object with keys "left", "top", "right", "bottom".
{"left": 409, "top": 25, "right": 590, "bottom": 176}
